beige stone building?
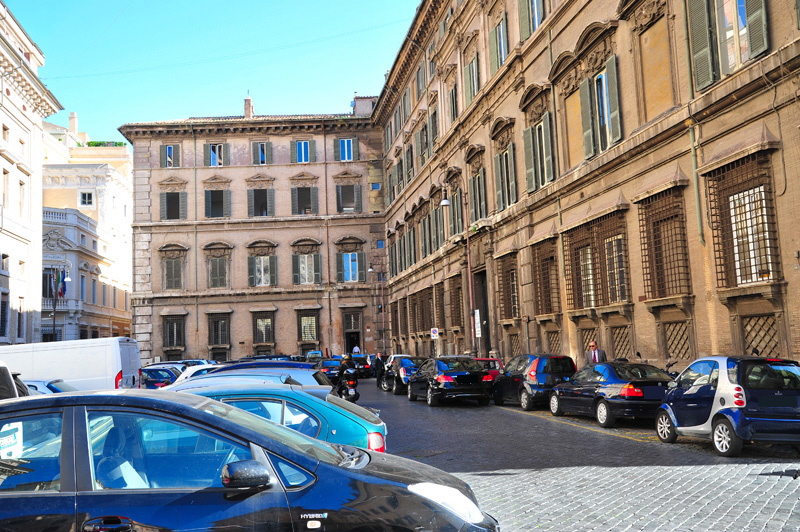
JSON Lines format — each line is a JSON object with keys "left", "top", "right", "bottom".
{"left": 0, "top": 2, "right": 61, "bottom": 345}
{"left": 119, "top": 97, "right": 387, "bottom": 362}
{"left": 377, "top": 0, "right": 800, "bottom": 366}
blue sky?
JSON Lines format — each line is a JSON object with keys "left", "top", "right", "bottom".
{"left": 4, "top": 0, "right": 421, "bottom": 144}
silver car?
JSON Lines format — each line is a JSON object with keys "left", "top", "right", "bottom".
{"left": 656, "top": 356, "right": 800, "bottom": 456}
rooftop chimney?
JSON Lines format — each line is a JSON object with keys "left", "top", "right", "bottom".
{"left": 244, "top": 97, "right": 254, "bottom": 119}
{"left": 69, "top": 112, "right": 78, "bottom": 134}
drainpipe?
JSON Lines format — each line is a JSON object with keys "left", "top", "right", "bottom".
{"left": 322, "top": 119, "right": 333, "bottom": 355}
{"left": 190, "top": 125, "right": 200, "bottom": 334}
{"left": 681, "top": 4, "right": 705, "bottom": 246}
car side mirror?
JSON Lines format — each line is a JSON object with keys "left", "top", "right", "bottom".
{"left": 222, "top": 460, "right": 273, "bottom": 490}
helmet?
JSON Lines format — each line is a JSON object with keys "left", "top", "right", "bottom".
{"left": 343, "top": 353, "right": 352, "bottom": 360}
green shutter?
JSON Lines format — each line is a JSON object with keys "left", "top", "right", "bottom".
{"left": 336, "top": 185, "right": 343, "bottom": 212}
{"left": 252, "top": 142, "right": 261, "bottom": 165}
{"left": 291, "top": 141, "right": 297, "bottom": 163}
{"left": 357, "top": 252, "right": 366, "bottom": 281}
{"left": 508, "top": 143, "right": 517, "bottom": 204}
{"left": 336, "top": 253, "right": 344, "bottom": 282}
{"left": 519, "top": 0, "right": 533, "bottom": 41}
{"left": 292, "top": 255, "right": 300, "bottom": 284}
{"left": 333, "top": 138, "right": 341, "bottom": 161}
{"left": 248, "top": 256, "right": 255, "bottom": 286}
{"left": 464, "top": 60, "right": 473, "bottom": 106}
{"left": 159, "top": 193, "right": 167, "bottom": 220}
{"left": 309, "top": 140, "right": 317, "bottom": 162}
{"left": 291, "top": 188, "right": 299, "bottom": 215}
{"left": 173, "top": 145, "right": 180, "bottom": 167}
{"left": 469, "top": 175, "right": 477, "bottom": 223}
{"left": 222, "top": 190, "right": 231, "bottom": 217}
{"left": 523, "top": 127, "right": 537, "bottom": 192}
{"left": 265, "top": 142, "right": 273, "bottom": 164}
{"left": 688, "top": 0, "right": 717, "bottom": 91}
{"left": 580, "top": 78, "right": 596, "bottom": 159}
{"left": 269, "top": 255, "right": 278, "bottom": 286}
{"left": 606, "top": 55, "right": 622, "bottom": 145}
{"left": 222, "top": 143, "right": 230, "bottom": 166}
{"left": 352, "top": 139, "right": 359, "bottom": 161}
{"left": 313, "top": 254, "right": 322, "bottom": 284}
{"left": 247, "top": 189, "right": 255, "bottom": 217}
{"left": 266, "top": 189, "right": 275, "bottom": 216}
{"left": 179, "top": 192, "right": 187, "bottom": 219}
{"left": 478, "top": 168, "right": 486, "bottom": 219}
{"left": 494, "top": 153, "right": 504, "bottom": 211}
{"left": 745, "top": 0, "right": 768, "bottom": 57}
{"left": 204, "top": 190, "right": 212, "bottom": 218}
{"left": 203, "top": 144, "right": 211, "bottom": 166}
{"left": 542, "top": 112, "right": 554, "bottom": 184}
{"left": 311, "top": 187, "right": 319, "bottom": 214}
{"left": 159, "top": 145, "right": 167, "bottom": 168}
{"left": 354, "top": 184, "right": 362, "bottom": 213}
{"left": 489, "top": 25, "right": 499, "bottom": 74}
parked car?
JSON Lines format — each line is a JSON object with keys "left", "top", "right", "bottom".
{"left": 0, "top": 361, "right": 29, "bottom": 399}
{"left": 655, "top": 356, "right": 800, "bottom": 456}
{"left": 170, "top": 363, "right": 220, "bottom": 384}
{"left": 0, "top": 390, "right": 498, "bottom": 531}
{"left": 178, "top": 359, "right": 218, "bottom": 366}
{"left": 351, "top": 356, "right": 371, "bottom": 378}
{"left": 475, "top": 358, "right": 505, "bottom": 381}
{"left": 143, "top": 362, "right": 187, "bottom": 375}
{"left": 23, "top": 379, "right": 79, "bottom": 394}
{"left": 549, "top": 361, "right": 674, "bottom": 427}
{"left": 315, "top": 359, "right": 345, "bottom": 384}
{"left": 138, "top": 367, "right": 181, "bottom": 389}
{"left": 407, "top": 356, "right": 494, "bottom": 406}
{"left": 493, "top": 354, "right": 577, "bottom": 410}
{"left": 172, "top": 381, "right": 387, "bottom": 451}
{"left": 381, "top": 356, "right": 428, "bottom": 395}
{"left": 162, "top": 367, "right": 333, "bottom": 399}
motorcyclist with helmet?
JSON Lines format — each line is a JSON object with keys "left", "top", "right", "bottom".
{"left": 336, "top": 353, "right": 358, "bottom": 398}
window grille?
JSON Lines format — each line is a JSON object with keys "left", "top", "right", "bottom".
{"left": 344, "top": 312, "right": 361, "bottom": 331}
{"left": 450, "top": 276, "right": 463, "bottom": 329}
{"left": 399, "top": 298, "right": 408, "bottom": 336}
{"left": 434, "top": 283, "right": 445, "bottom": 329}
{"left": 498, "top": 254, "right": 519, "bottom": 319}
{"left": 509, "top": 333, "right": 522, "bottom": 356}
{"left": 298, "top": 311, "right": 319, "bottom": 342}
{"left": 743, "top": 314, "right": 779, "bottom": 358}
{"left": 163, "top": 317, "right": 185, "bottom": 347}
{"left": 581, "top": 328, "right": 598, "bottom": 352}
{"left": 665, "top": 321, "right": 692, "bottom": 360}
{"left": 531, "top": 239, "right": 560, "bottom": 315}
{"left": 611, "top": 325, "right": 631, "bottom": 358}
{"left": 547, "top": 330, "right": 561, "bottom": 354}
{"left": 563, "top": 213, "right": 629, "bottom": 309}
{"left": 208, "top": 315, "right": 230, "bottom": 346}
{"left": 638, "top": 189, "right": 691, "bottom": 298}
{"left": 419, "top": 287, "right": 434, "bottom": 331}
{"left": 409, "top": 293, "right": 419, "bottom": 333}
{"left": 706, "top": 154, "right": 779, "bottom": 288}
{"left": 252, "top": 312, "right": 274, "bottom": 344}
{"left": 391, "top": 301, "right": 400, "bottom": 337}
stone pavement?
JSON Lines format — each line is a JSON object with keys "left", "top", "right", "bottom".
{"left": 457, "top": 462, "right": 800, "bottom": 531}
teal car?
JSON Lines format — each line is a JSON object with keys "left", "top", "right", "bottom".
{"left": 172, "top": 382, "right": 387, "bottom": 452}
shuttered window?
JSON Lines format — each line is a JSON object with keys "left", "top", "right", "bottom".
{"left": 523, "top": 112, "right": 554, "bottom": 192}
{"left": 580, "top": 55, "right": 621, "bottom": 160}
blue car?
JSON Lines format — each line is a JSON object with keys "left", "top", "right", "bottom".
{"left": 656, "top": 356, "right": 800, "bottom": 456}
{"left": 172, "top": 381, "right": 387, "bottom": 452}
{"left": 381, "top": 356, "right": 428, "bottom": 394}
{"left": 138, "top": 367, "right": 181, "bottom": 389}
{"left": 549, "top": 361, "right": 673, "bottom": 427}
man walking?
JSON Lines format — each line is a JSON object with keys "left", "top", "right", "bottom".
{"left": 585, "top": 341, "right": 607, "bottom": 365}
{"left": 373, "top": 352, "right": 385, "bottom": 388}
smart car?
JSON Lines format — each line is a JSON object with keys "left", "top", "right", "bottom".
{"left": 655, "top": 356, "right": 800, "bottom": 456}
{"left": 0, "top": 390, "right": 499, "bottom": 531}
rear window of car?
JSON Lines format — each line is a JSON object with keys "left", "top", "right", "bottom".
{"left": 480, "top": 360, "right": 502, "bottom": 370}
{"left": 614, "top": 364, "right": 673, "bottom": 381}
{"left": 438, "top": 359, "right": 483, "bottom": 371}
{"left": 400, "top": 358, "right": 427, "bottom": 368}
{"left": 737, "top": 360, "right": 800, "bottom": 390}
{"left": 327, "top": 395, "right": 382, "bottom": 425}
{"left": 146, "top": 369, "right": 175, "bottom": 379}
{"left": 540, "top": 357, "right": 575, "bottom": 374}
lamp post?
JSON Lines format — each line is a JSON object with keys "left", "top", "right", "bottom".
{"left": 440, "top": 178, "right": 478, "bottom": 357}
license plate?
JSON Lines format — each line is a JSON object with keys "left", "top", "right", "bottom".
{"left": 759, "top": 395, "right": 798, "bottom": 407}
{"left": 348, "top": 389, "right": 356, "bottom": 396}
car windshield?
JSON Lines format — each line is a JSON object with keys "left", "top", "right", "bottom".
{"left": 614, "top": 364, "right": 673, "bottom": 381}
{"left": 189, "top": 395, "right": 343, "bottom": 464}
{"left": 438, "top": 358, "right": 483, "bottom": 371}
{"left": 737, "top": 360, "right": 800, "bottom": 390}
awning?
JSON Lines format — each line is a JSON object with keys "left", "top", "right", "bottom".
{"left": 204, "top": 307, "right": 234, "bottom": 314}
{"left": 338, "top": 301, "right": 367, "bottom": 308}
{"left": 559, "top": 191, "right": 629, "bottom": 233}
{"left": 527, "top": 220, "right": 559, "bottom": 246}
{"left": 293, "top": 303, "right": 322, "bottom": 310}
{"left": 249, "top": 305, "right": 278, "bottom": 313}
{"left": 698, "top": 122, "right": 780, "bottom": 174}
{"left": 160, "top": 307, "right": 189, "bottom": 316}
{"left": 493, "top": 244, "right": 518, "bottom": 260}
{"left": 630, "top": 163, "right": 689, "bottom": 203}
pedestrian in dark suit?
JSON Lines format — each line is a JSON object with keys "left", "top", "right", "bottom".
{"left": 585, "top": 341, "right": 607, "bottom": 365}
{"left": 373, "top": 352, "right": 385, "bottom": 388}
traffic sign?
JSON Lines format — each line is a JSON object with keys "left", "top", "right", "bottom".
{"left": 431, "top": 327, "right": 439, "bottom": 339}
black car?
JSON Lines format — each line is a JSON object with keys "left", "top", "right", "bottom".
{"left": 549, "top": 361, "right": 674, "bottom": 427}
{"left": 407, "top": 356, "right": 494, "bottom": 406}
{"left": 351, "top": 356, "right": 371, "bottom": 378}
{"left": 493, "top": 354, "right": 577, "bottom": 410}
{"left": 381, "top": 356, "right": 429, "bottom": 395}
{"left": 315, "top": 359, "right": 346, "bottom": 384}
{"left": 0, "top": 390, "right": 498, "bottom": 531}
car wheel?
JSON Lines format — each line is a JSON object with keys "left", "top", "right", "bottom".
{"left": 655, "top": 410, "right": 678, "bottom": 443}
{"left": 549, "top": 393, "right": 563, "bottom": 416}
{"left": 407, "top": 383, "right": 418, "bottom": 401}
{"left": 493, "top": 391, "right": 505, "bottom": 406}
{"left": 380, "top": 376, "right": 393, "bottom": 392}
{"left": 520, "top": 390, "right": 534, "bottom": 411}
{"left": 478, "top": 397, "right": 490, "bottom": 406}
{"left": 595, "top": 400, "right": 616, "bottom": 428}
{"left": 392, "top": 378, "right": 404, "bottom": 395}
{"left": 712, "top": 418, "right": 743, "bottom": 457}
{"left": 426, "top": 385, "right": 439, "bottom": 407}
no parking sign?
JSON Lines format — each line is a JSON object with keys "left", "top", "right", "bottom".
{"left": 431, "top": 328, "right": 439, "bottom": 339}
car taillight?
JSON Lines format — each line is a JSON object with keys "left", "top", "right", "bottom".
{"left": 482, "top": 374, "right": 494, "bottom": 381}
{"left": 733, "top": 385, "right": 746, "bottom": 407}
{"left": 400, "top": 368, "right": 407, "bottom": 378}
{"left": 620, "top": 384, "right": 644, "bottom": 397}
{"left": 115, "top": 370, "right": 123, "bottom": 389}
{"left": 436, "top": 374, "right": 454, "bottom": 383}
{"left": 528, "top": 361, "right": 538, "bottom": 380}
{"left": 368, "top": 432, "right": 385, "bottom": 453}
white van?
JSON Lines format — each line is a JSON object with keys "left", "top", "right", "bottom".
{"left": 0, "top": 337, "right": 140, "bottom": 391}
{"left": 0, "top": 361, "right": 29, "bottom": 400}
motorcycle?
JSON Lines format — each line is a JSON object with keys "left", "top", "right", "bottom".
{"left": 337, "top": 368, "right": 360, "bottom": 403}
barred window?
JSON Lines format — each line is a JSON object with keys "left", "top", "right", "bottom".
{"left": 419, "top": 287, "right": 434, "bottom": 331}
{"left": 498, "top": 254, "right": 520, "bottom": 319}
{"left": 434, "top": 283, "right": 445, "bottom": 329}
{"left": 208, "top": 315, "right": 230, "bottom": 346}
{"left": 449, "top": 275, "right": 463, "bottom": 329}
{"left": 531, "top": 239, "right": 560, "bottom": 315}
{"left": 252, "top": 312, "right": 274, "bottom": 344}
{"left": 343, "top": 312, "right": 361, "bottom": 331}
{"left": 391, "top": 301, "right": 400, "bottom": 337}
{"left": 564, "top": 213, "right": 629, "bottom": 310}
{"left": 298, "top": 311, "right": 319, "bottom": 342}
{"left": 707, "top": 154, "right": 779, "bottom": 288}
{"left": 163, "top": 316, "right": 185, "bottom": 347}
{"left": 638, "top": 189, "right": 691, "bottom": 298}
{"left": 399, "top": 298, "right": 408, "bottom": 336}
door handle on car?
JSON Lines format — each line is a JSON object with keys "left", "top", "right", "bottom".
{"left": 82, "top": 516, "right": 133, "bottom": 532}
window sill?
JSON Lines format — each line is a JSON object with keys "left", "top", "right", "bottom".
{"left": 500, "top": 318, "right": 520, "bottom": 328}
{"left": 534, "top": 313, "right": 561, "bottom": 324}
{"left": 716, "top": 281, "right": 786, "bottom": 307}
{"left": 643, "top": 295, "right": 694, "bottom": 313}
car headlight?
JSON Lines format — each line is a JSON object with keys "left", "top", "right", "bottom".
{"left": 408, "top": 482, "right": 484, "bottom": 524}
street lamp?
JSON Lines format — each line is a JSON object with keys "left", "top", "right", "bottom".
{"left": 440, "top": 173, "right": 478, "bottom": 356}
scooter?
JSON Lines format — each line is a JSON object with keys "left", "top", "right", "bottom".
{"left": 337, "top": 368, "right": 360, "bottom": 403}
